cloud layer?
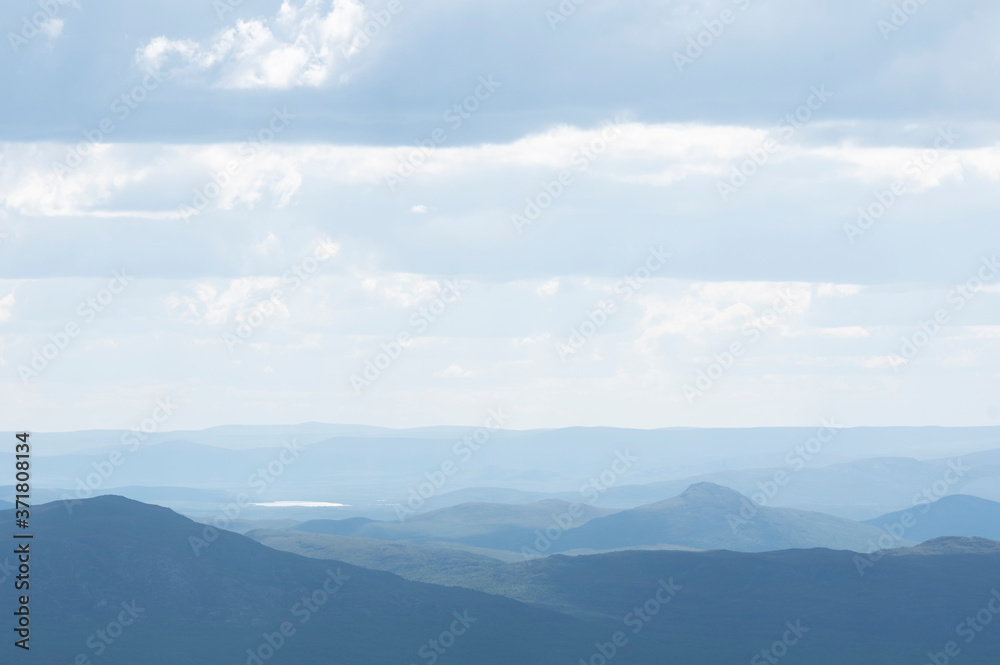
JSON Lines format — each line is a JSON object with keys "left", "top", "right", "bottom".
{"left": 1, "top": 0, "right": 998, "bottom": 430}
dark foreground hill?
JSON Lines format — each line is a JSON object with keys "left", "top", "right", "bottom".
{"left": 0, "top": 497, "right": 631, "bottom": 665}
{"left": 8, "top": 497, "right": 1000, "bottom": 664}
{"left": 261, "top": 531, "right": 1000, "bottom": 664}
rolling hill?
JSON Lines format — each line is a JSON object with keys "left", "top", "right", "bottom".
{"left": 414, "top": 451, "right": 1000, "bottom": 520}
{"left": 549, "top": 482, "right": 900, "bottom": 553}
{"left": 248, "top": 530, "right": 509, "bottom": 584}
{"left": 4, "top": 496, "right": 997, "bottom": 664}
{"left": 865, "top": 494, "right": 1000, "bottom": 542}
{"left": 293, "top": 499, "right": 616, "bottom": 550}
{"left": 255, "top": 527, "right": 1000, "bottom": 664}
{"left": 290, "top": 484, "right": 898, "bottom": 555}
{"left": 0, "top": 496, "right": 637, "bottom": 665}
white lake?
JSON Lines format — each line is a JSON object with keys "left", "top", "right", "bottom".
{"left": 250, "top": 501, "right": 350, "bottom": 507}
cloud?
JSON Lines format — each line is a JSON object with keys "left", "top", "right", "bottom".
{"left": 0, "top": 144, "right": 152, "bottom": 217}
{"left": 961, "top": 326, "right": 1000, "bottom": 339}
{"left": 0, "top": 141, "right": 303, "bottom": 218}
{"left": 0, "top": 292, "right": 14, "bottom": 322}
{"left": 356, "top": 271, "right": 447, "bottom": 309}
{"left": 256, "top": 232, "right": 282, "bottom": 256}
{"left": 8, "top": 122, "right": 1000, "bottom": 219}
{"left": 136, "top": 0, "right": 368, "bottom": 89}
{"left": 815, "top": 326, "right": 870, "bottom": 339}
{"left": 629, "top": 282, "right": 811, "bottom": 354}
{"left": 2, "top": 269, "right": 999, "bottom": 428}
{"left": 437, "top": 364, "right": 473, "bottom": 378}
{"left": 536, "top": 279, "right": 559, "bottom": 298}
{"left": 165, "top": 278, "right": 288, "bottom": 327}
{"left": 817, "top": 284, "right": 865, "bottom": 298}
{"left": 40, "top": 18, "right": 64, "bottom": 40}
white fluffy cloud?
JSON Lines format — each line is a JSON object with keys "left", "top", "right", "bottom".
{"left": 136, "top": 0, "right": 368, "bottom": 89}
{"left": 0, "top": 292, "right": 14, "bottom": 323}
{"left": 165, "top": 278, "right": 289, "bottom": 327}
{"left": 5, "top": 122, "right": 1000, "bottom": 219}
{"left": 40, "top": 18, "right": 64, "bottom": 40}
{"left": 4, "top": 268, "right": 1000, "bottom": 429}
{"left": 632, "top": 282, "right": 813, "bottom": 350}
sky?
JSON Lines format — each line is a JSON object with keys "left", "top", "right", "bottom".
{"left": 1, "top": 0, "right": 999, "bottom": 431}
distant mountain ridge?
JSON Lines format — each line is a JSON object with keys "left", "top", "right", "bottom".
{"left": 293, "top": 499, "right": 615, "bottom": 550}
{"left": 865, "top": 495, "right": 1000, "bottom": 542}
{"left": 548, "top": 482, "right": 898, "bottom": 553}
{"left": 291, "top": 483, "right": 899, "bottom": 554}
{"left": 415, "top": 451, "right": 1000, "bottom": 519}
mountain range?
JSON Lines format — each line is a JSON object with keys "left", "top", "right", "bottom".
{"left": 8, "top": 496, "right": 999, "bottom": 664}
{"left": 2, "top": 497, "right": 621, "bottom": 665}
{"left": 291, "top": 483, "right": 899, "bottom": 554}
{"left": 865, "top": 494, "right": 1000, "bottom": 542}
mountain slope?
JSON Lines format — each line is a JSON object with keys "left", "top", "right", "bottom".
{"left": 586, "top": 456, "right": 991, "bottom": 519}
{"left": 248, "top": 529, "right": 508, "bottom": 585}
{"left": 293, "top": 499, "right": 615, "bottom": 550}
{"left": 416, "top": 451, "right": 1000, "bottom": 520}
{"left": 551, "top": 482, "right": 899, "bottom": 553}
{"left": 865, "top": 494, "right": 1000, "bottom": 542}
{"left": 9, "top": 496, "right": 999, "bottom": 664}
{"left": 0, "top": 497, "right": 639, "bottom": 665}
{"left": 253, "top": 530, "right": 1000, "bottom": 664}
